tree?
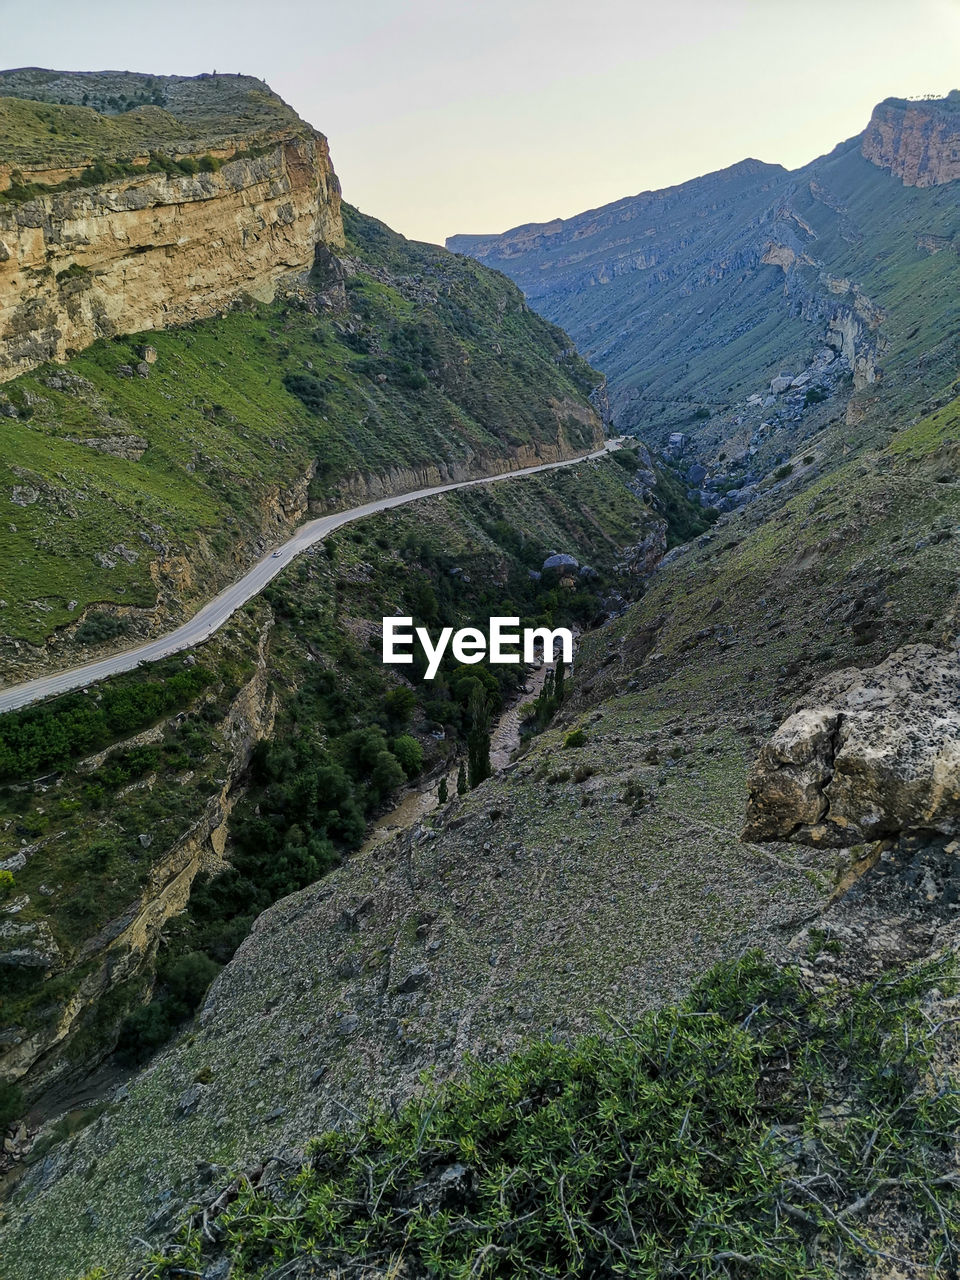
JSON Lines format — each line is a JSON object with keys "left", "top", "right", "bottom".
{"left": 371, "top": 750, "right": 405, "bottom": 802}
{"left": 438, "top": 777, "right": 448, "bottom": 805}
{"left": 554, "top": 659, "right": 566, "bottom": 706}
{"left": 457, "top": 763, "right": 467, "bottom": 796}
{"left": 392, "top": 734, "right": 423, "bottom": 779}
{"left": 466, "top": 686, "right": 491, "bottom": 789}
{"left": 384, "top": 685, "right": 416, "bottom": 728}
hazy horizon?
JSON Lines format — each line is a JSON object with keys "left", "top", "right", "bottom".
{"left": 3, "top": 0, "right": 960, "bottom": 244}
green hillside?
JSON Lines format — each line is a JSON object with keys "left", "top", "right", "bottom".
{"left": 448, "top": 115, "right": 960, "bottom": 452}
{"left": 0, "top": 205, "right": 600, "bottom": 652}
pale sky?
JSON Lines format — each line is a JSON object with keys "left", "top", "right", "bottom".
{"left": 3, "top": 0, "right": 960, "bottom": 244}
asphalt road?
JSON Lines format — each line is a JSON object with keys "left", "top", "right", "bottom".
{"left": 0, "top": 439, "right": 624, "bottom": 715}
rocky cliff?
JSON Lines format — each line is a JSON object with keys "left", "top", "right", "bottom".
{"left": 0, "top": 71, "right": 343, "bottom": 381}
{"left": 862, "top": 92, "right": 960, "bottom": 187}
{"left": 0, "top": 615, "right": 277, "bottom": 1104}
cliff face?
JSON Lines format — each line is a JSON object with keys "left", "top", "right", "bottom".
{"left": 862, "top": 93, "right": 960, "bottom": 187}
{"left": 0, "top": 72, "right": 343, "bottom": 382}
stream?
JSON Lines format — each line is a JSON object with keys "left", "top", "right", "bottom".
{"left": 361, "top": 658, "right": 555, "bottom": 853}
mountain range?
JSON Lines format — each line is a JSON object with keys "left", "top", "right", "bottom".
{"left": 448, "top": 92, "right": 960, "bottom": 460}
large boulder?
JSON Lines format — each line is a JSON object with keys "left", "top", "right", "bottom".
{"left": 542, "top": 553, "right": 579, "bottom": 572}
{"left": 743, "top": 645, "right": 960, "bottom": 846}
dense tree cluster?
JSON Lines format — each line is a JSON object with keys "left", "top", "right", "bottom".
{"left": 0, "top": 664, "right": 214, "bottom": 781}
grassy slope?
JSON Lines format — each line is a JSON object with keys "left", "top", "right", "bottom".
{"left": 145, "top": 951, "right": 959, "bottom": 1280}
{"left": 12, "top": 369, "right": 954, "bottom": 1278}
{"left": 0, "top": 72, "right": 303, "bottom": 168}
{"left": 0, "top": 205, "right": 600, "bottom": 650}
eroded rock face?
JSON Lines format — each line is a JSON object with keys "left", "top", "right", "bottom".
{"left": 743, "top": 644, "right": 960, "bottom": 846}
{"left": 862, "top": 93, "right": 960, "bottom": 188}
{"left": 0, "top": 74, "right": 343, "bottom": 383}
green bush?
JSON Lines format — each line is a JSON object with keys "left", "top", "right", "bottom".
{"left": 0, "top": 1080, "right": 24, "bottom": 1128}
{"left": 773, "top": 463, "right": 794, "bottom": 481}
{"left": 73, "top": 611, "right": 129, "bottom": 645}
{"left": 149, "top": 952, "right": 960, "bottom": 1280}
{"left": 391, "top": 734, "right": 423, "bottom": 778}
{"left": 0, "top": 869, "right": 15, "bottom": 899}
{"left": 0, "top": 662, "right": 213, "bottom": 781}
{"left": 563, "top": 727, "right": 586, "bottom": 748}
{"left": 283, "top": 372, "right": 328, "bottom": 413}
{"left": 383, "top": 685, "right": 416, "bottom": 727}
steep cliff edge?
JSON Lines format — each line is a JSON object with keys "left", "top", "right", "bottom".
{"left": 0, "top": 70, "right": 343, "bottom": 381}
{"left": 862, "top": 91, "right": 960, "bottom": 187}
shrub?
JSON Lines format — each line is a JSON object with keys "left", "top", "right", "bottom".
{"left": 284, "top": 372, "right": 328, "bottom": 413}
{"left": 773, "top": 463, "right": 794, "bottom": 481}
{"left": 391, "top": 734, "right": 423, "bottom": 779}
{"left": 73, "top": 612, "right": 129, "bottom": 645}
{"left": 0, "top": 869, "right": 15, "bottom": 899}
{"left": 564, "top": 727, "right": 586, "bottom": 748}
{"left": 369, "top": 749, "right": 404, "bottom": 798}
{"left": 150, "top": 952, "right": 960, "bottom": 1280}
{"left": 383, "top": 685, "right": 416, "bottom": 727}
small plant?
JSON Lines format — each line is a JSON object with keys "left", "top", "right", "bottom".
{"left": 145, "top": 951, "right": 960, "bottom": 1280}
{"left": 563, "top": 727, "right": 586, "bottom": 748}
{"left": 0, "top": 869, "right": 15, "bottom": 899}
{"left": 773, "top": 463, "right": 794, "bottom": 481}
{"left": 73, "top": 611, "right": 129, "bottom": 645}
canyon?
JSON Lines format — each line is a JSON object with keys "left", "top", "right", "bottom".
{"left": 1, "top": 72, "right": 960, "bottom": 1279}
{"left": 448, "top": 93, "right": 960, "bottom": 461}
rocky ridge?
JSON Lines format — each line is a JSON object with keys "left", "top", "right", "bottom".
{"left": 0, "top": 72, "right": 343, "bottom": 381}
{"left": 448, "top": 93, "right": 960, "bottom": 462}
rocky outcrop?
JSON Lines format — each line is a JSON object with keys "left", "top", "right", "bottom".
{"left": 862, "top": 93, "right": 960, "bottom": 187}
{"left": 743, "top": 644, "right": 960, "bottom": 847}
{"left": 0, "top": 73, "right": 343, "bottom": 382}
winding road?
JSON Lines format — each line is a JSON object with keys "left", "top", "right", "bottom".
{"left": 0, "top": 439, "right": 624, "bottom": 714}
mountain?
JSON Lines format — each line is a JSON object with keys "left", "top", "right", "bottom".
{"left": 0, "top": 72, "right": 617, "bottom": 681}
{"left": 448, "top": 93, "right": 960, "bottom": 458}
{"left": 3, "top": 73, "right": 960, "bottom": 1280}
{"left": 0, "top": 71, "right": 697, "bottom": 1146}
